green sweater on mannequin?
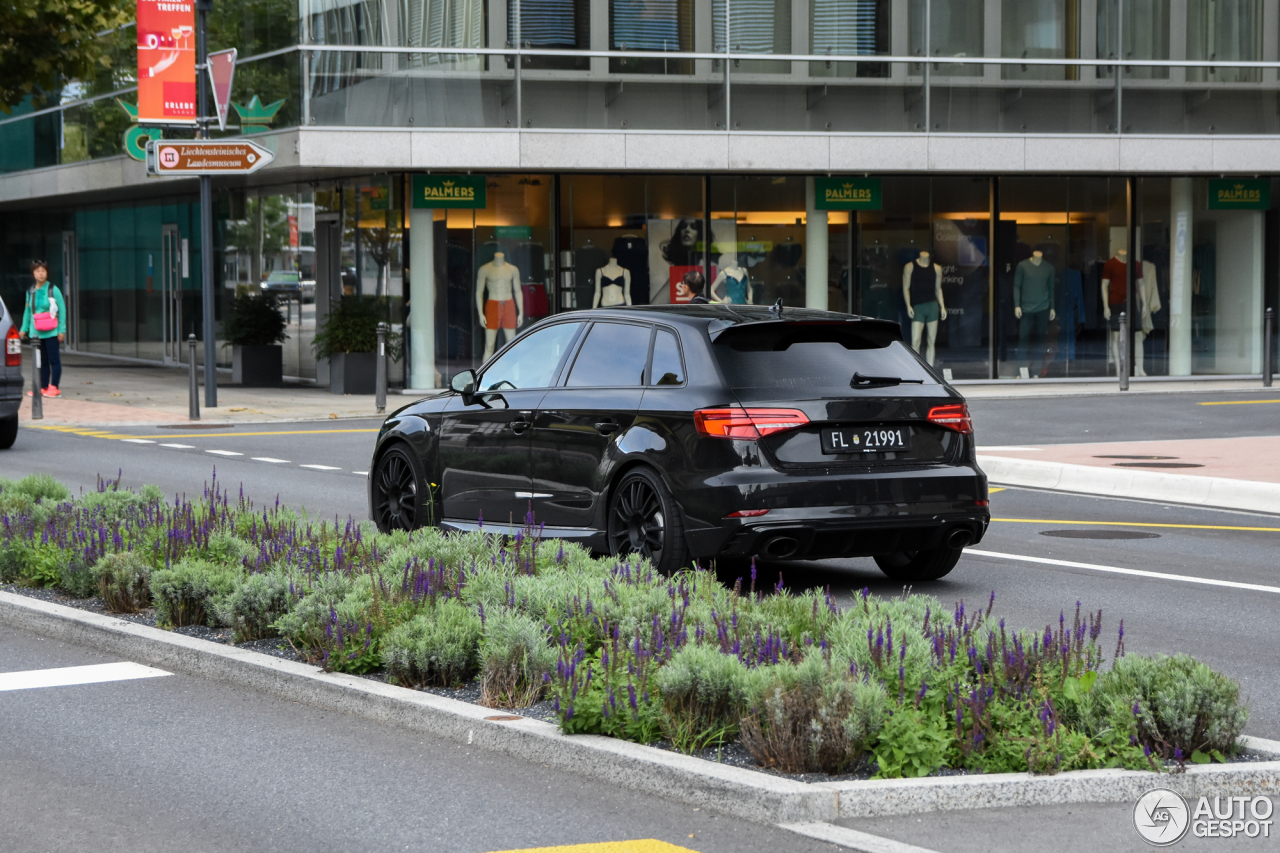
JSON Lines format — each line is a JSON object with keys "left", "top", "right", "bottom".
{"left": 1013, "top": 259, "right": 1055, "bottom": 314}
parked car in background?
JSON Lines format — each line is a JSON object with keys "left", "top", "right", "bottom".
{"left": 369, "top": 305, "right": 989, "bottom": 581}
{"left": 0, "top": 296, "right": 25, "bottom": 449}
{"left": 261, "top": 270, "right": 303, "bottom": 300}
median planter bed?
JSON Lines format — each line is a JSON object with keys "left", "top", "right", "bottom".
{"left": 0, "top": 473, "right": 1257, "bottom": 785}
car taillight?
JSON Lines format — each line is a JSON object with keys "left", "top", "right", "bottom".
{"left": 725, "top": 509, "right": 770, "bottom": 518}
{"left": 694, "top": 408, "right": 809, "bottom": 440}
{"left": 927, "top": 403, "right": 973, "bottom": 435}
{"left": 4, "top": 327, "right": 20, "bottom": 367}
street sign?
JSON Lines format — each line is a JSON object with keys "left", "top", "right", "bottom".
{"left": 146, "top": 139, "right": 275, "bottom": 175}
{"left": 208, "top": 48, "right": 237, "bottom": 132}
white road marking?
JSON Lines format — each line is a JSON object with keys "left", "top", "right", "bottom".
{"left": 352, "top": 471, "right": 368, "bottom": 476}
{"left": 252, "top": 457, "right": 291, "bottom": 464}
{"left": 0, "top": 662, "right": 171, "bottom": 692}
{"left": 967, "top": 548, "right": 1280, "bottom": 595}
{"left": 299, "top": 464, "right": 340, "bottom": 471}
{"left": 120, "top": 439, "right": 156, "bottom": 444}
{"left": 780, "top": 822, "right": 941, "bottom": 853}
{"left": 160, "top": 443, "right": 195, "bottom": 449}
{"left": 206, "top": 450, "right": 243, "bottom": 456}
{"left": 977, "top": 445, "right": 1044, "bottom": 451}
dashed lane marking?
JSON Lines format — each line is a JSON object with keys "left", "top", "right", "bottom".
{"left": 120, "top": 439, "right": 155, "bottom": 444}
{"left": 252, "top": 457, "right": 291, "bottom": 464}
{"left": 485, "top": 842, "right": 700, "bottom": 853}
{"left": 299, "top": 464, "right": 340, "bottom": 470}
{"left": 206, "top": 450, "right": 243, "bottom": 457}
{"left": 992, "top": 517, "right": 1280, "bottom": 533}
{"left": 29, "top": 425, "right": 379, "bottom": 440}
{"left": 781, "top": 822, "right": 942, "bottom": 853}
{"left": 352, "top": 471, "right": 368, "bottom": 476}
{"left": 967, "top": 549, "right": 1280, "bottom": 595}
{"left": 160, "top": 443, "right": 194, "bottom": 448}
{"left": 0, "top": 662, "right": 171, "bottom": 692}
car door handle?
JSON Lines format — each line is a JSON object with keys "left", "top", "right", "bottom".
{"left": 594, "top": 420, "right": 619, "bottom": 434}
{"left": 510, "top": 420, "right": 531, "bottom": 433}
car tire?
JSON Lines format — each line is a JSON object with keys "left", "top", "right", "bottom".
{"left": 874, "top": 545, "right": 963, "bottom": 583}
{"left": 607, "top": 467, "right": 690, "bottom": 576}
{"left": 0, "top": 414, "right": 17, "bottom": 450}
{"left": 371, "top": 444, "right": 431, "bottom": 533}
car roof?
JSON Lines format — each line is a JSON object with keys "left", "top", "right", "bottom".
{"left": 552, "top": 304, "right": 901, "bottom": 336}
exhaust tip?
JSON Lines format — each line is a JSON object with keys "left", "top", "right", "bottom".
{"left": 762, "top": 535, "right": 800, "bottom": 559}
{"left": 947, "top": 528, "right": 973, "bottom": 549}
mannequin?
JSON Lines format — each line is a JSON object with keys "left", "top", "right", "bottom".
{"left": 476, "top": 251, "right": 523, "bottom": 360}
{"left": 1134, "top": 257, "right": 1162, "bottom": 377}
{"left": 711, "top": 255, "right": 753, "bottom": 304}
{"left": 902, "top": 251, "right": 946, "bottom": 365}
{"left": 592, "top": 258, "right": 632, "bottom": 308}
{"left": 1013, "top": 250, "right": 1057, "bottom": 377}
{"left": 1101, "top": 248, "right": 1142, "bottom": 374}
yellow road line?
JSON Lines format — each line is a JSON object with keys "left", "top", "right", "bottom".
{"left": 486, "top": 842, "right": 699, "bottom": 853}
{"left": 989, "top": 487, "right": 1006, "bottom": 493}
{"left": 1197, "top": 399, "right": 1280, "bottom": 406}
{"left": 993, "top": 517, "right": 1280, "bottom": 533}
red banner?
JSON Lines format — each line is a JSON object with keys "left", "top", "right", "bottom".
{"left": 136, "top": 0, "right": 197, "bottom": 124}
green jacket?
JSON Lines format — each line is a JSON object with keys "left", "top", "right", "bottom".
{"left": 21, "top": 283, "right": 67, "bottom": 339}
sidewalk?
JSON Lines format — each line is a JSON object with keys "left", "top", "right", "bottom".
{"left": 979, "top": 436, "right": 1280, "bottom": 514}
{"left": 17, "top": 353, "right": 393, "bottom": 426}
{"left": 958, "top": 375, "right": 1277, "bottom": 398}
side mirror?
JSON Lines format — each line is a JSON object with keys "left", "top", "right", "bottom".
{"left": 450, "top": 369, "right": 477, "bottom": 400}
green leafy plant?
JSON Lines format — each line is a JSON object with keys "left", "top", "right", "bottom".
{"left": 382, "top": 599, "right": 482, "bottom": 687}
{"left": 656, "top": 643, "right": 753, "bottom": 752}
{"left": 220, "top": 293, "right": 288, "bottom": 347}
{"left": 872, "top": 706, "right": 952, "bottom": 778}
{"left": 92, "top": 551, "right": 152, "bottom": 613}
{"left": 478, "top": 609, "right": 556, "bottom": 708}
{"left": 213, "top": 571, "right": 290, "bottom": 642}
{"left": 311, "top": 297, "right": 402, "bottom": 360}
{"left": 150, "top": 558, "right": 242, "bottom": 627}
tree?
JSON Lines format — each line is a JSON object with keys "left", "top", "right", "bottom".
{"left": 0, "top": 0, "right": 132, "bottom": 112}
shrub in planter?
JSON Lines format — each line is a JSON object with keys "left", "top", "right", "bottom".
{"left": 220, "top": 294, "right": 288, "bottom": 387}
{"left": 478, "top": 609, "right": 556, "bottom": 708}
{"left": 150, "top": 558, "right": 242, "bottom": 627}
{"left": 382, "top": 598, "right": 482, "bottom": 688}
{"left": 312, "top": 298, "right": 402, "bottom": 395}
{"left": 656, "top": 643, "right": 754, "bottom": 752}
{"left": 740, "top": 652, "right": 889, "bottom": 775}
{"left": 213, "top": 571, "right": 290, "bottom": 643}
{"left": 92, "top": 551, "right": 153, "bottom": 613}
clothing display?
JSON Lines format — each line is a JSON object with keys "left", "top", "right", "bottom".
{"left": 1058, "top": 269, "right": 1086, "bottom": 361}
{"left": 1139, "top": 260, "right": 1162, "bottom": 334}
{"left": 1013, "top": 258, "right": 1055, "bottom": 313}
{"left": 723, "top": 268, "right": 750, "bottom": 304}
{"left": 484, "top": 298, "right": 517, "bottom": 330}
{"left": 522, "top": 284, "right": 549, "bottom": 318}
{"left": 1018, "top": 308, "right": 1051, "bottom": 374}
{"left": 913, "top": 301, "right": 941, "bottom": 324}
{"left": 600, "top": 273, "right": 626, "bottom": 289}
{"left": 611, "top": 235, "right": 649, "bottom": 305}
{"left": 1102, "top": 256, "right": 1141, "bottom": 305}
{"left": 576, "top": 244, "right": 608, "bottom": 310}
{"left": 908, "top": 262, "right": 937, "bottom": 306}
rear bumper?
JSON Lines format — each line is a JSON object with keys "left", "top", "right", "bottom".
{"left": 676, "top": 462, "right": 989, "bottom": 560}
{"left": 0, "top": 368, "right": 23, "bottom": 417}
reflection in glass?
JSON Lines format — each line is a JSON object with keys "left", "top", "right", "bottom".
{"left": 1187, "top": 0, "right": 1262, "bottom": 83}
{"left": 909, "top": 0, "right": 982, "bottom": 77}
{"left": 1096, "top": 0, "right": 1168, "bottom": 79}
{"left": 713, "top": 0, "right": 790, "bottom": 73}
{"left": 512, "top": 0, "right": 589, "bottom": 69}
{"left": 611, "top": 0, "right": 695, "bottom": 73}
{"left": 1001, "top": 0, "right": 1080, "bottom": 81}
{"left": 810, "top": 0, "right": 889, "bottom": 78}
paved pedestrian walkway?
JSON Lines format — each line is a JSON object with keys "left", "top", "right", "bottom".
{"left": 979, "top": 436, "right": 1280, "bottom": 514}
{"left": 18, "top": 353, "right": 388, "bottom": 426}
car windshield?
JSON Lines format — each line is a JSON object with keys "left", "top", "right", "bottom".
{"left": 266, "top": 272, "right": 299, "bottom": 282}
{"left": 713, "top": 323, "right": 937, "bottom": 402}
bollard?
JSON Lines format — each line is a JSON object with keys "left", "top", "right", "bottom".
{"left": 188, "top": 334, "right": 200, "bottom": 420}
{"left": 30, "top": 340, "right": 42, "bottom": 420}
{"left": 1265, "top": 307, "right": 1274, "bottom": 388}
{"left": 376, "top": 322, "right": 388, "bottom": 415}
{"left": 1118, "top": 311, "right": 1129, "bottom": 392}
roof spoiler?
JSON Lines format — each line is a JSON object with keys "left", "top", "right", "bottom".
{"left": 709, "top": 316, "right": 903, "bottom": 349}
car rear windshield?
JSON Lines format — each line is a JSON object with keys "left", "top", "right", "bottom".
{"left": 712, "top": 322, "right": 938, "bottom": 401}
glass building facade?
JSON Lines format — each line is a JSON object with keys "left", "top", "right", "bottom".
{"left": 1, "top": 0, "right": 1278, "bottom": 386}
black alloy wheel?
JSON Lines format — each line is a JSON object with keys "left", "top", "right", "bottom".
{"left": 607, "top": 467, "right": 688, "bottom": 575}
{"left": 372, "top": 445, "right": 427, "bottom": 532}
{"left": 873, "top": 545, "right": 963, "bottom": 583}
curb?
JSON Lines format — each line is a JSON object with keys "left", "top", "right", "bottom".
{"left": 3, "top": 590, "right": 1279, "bottom": 824}
{"left": 977, "top": 455, "right": 1280, "bottom": 515}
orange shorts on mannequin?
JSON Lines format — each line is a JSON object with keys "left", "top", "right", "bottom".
{"left": 484, "top": 299, "right": 517, "bottom": 330}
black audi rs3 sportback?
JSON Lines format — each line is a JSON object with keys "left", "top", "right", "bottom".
{"left": 369, "top": 304, "right": 989, "bottom": 582}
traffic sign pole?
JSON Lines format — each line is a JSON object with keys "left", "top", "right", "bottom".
{"left": 196, "top": 0, "right": 216, "bottom": 408}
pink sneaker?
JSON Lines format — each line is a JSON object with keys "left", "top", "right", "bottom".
{"left": 45, "top": 386, "right": 61, "bottom": 398}
{"left": 26, "top": 388, "right": 48, "bottom": 397}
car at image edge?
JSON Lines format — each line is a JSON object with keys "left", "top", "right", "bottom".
{"left": 368, "top": 304, "right": 990, "bottom": 582}
{"left": 0, "top": 297, "right": 24, "bottom": 449}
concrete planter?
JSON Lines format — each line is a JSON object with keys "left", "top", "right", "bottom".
{"left": 330, "top": 351, "right": 376, "bottom": 395}
{"left": 231, "top": 344, "right": 283, "bottom": 387}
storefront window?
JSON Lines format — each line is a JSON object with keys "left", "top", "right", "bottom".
{"left": 853, "top": 177, "right": 990, "bottom": 379}
{"left": 997, "top": 177, "right": 1127, "bottom": 379}
{"left": 710, "top": 176, "right": 809, "bottom": 308}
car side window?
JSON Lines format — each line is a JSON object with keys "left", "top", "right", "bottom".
{"left": 648, "top": 329, "right": 685, "bottom": 386}
{"left": 480, "top": 322, "right": 582, "bottom": 391}
{"left": 565, "top": 322, "right": 652, "bottom": 387}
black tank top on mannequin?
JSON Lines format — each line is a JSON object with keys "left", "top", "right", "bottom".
{"left": 909, "top": 261, "right": 936, "bottom": 305}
